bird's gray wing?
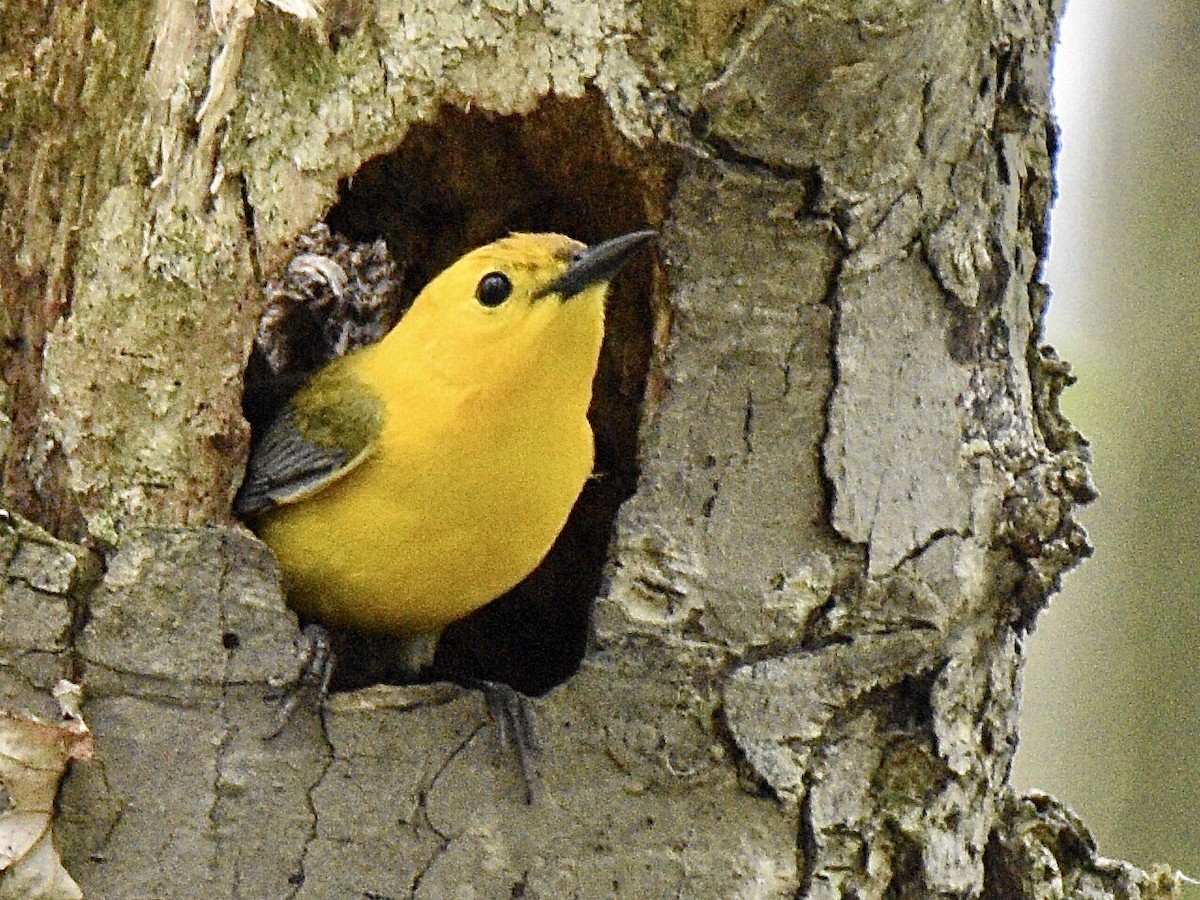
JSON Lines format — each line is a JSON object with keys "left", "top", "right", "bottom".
{"left": 235, "top": 366, "right": 384, "bottom": 516}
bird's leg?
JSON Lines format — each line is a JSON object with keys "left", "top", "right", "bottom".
{"left": 266, "top": 622, "right": 334, "bottom": 739}
{"left": 394, "top": 628, "right": 540, "bottom": 801}
{"left": 264, "top": 626, "right": 541, "bottom": 804}
{"left": 394, "top": 629, "right": 441, "bottom": 679}
{"left": 473, "top": 679, "right": 541, "bottom": 805}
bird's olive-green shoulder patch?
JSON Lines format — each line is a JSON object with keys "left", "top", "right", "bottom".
{"left": 290, "top": 356, "right": 384, "bottom": 460}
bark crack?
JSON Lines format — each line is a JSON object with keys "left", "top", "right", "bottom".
{"left": 407, "top": 721, "right": 486, "bottom": 896}
{"left": 291, "top": 681, "right": 336, "bottom": 899}
{"left": 889, "top": 526, "right": 970, "bottom": 573}
{"left": 211, "top": 542, "right": 237, "bottom": 895}
{"left": 238, "top": 172, "right": 263, "bottom": 288}
{"left": 740, "top": 387, "right": 754, "bottom": 457}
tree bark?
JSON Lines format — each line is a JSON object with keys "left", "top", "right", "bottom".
{"left": 0, "top": 0, "right": 1185, "bottom": 897}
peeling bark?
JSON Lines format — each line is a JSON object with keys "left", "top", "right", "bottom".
{"left": 0, "top": 0, "right": 1186, "bottom": 897}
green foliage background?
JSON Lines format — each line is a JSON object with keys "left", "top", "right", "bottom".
{"left": 1015, "top": 0, "right": 1200, "bottom": 884}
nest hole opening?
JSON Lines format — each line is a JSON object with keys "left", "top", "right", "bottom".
{"left": 249, "top": 93, "right": 670, "bottom": 696}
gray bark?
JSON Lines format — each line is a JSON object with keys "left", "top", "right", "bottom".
{"left": 0, "top": 0, "right": 1185, "bottom": 897}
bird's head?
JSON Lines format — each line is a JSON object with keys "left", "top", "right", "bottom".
{"left": 385, "top": 230, "right": 655, "bottom": 391}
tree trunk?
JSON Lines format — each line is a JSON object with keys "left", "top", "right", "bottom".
{"left": 0, "top": 0, "right": 1184, "bottom": 897}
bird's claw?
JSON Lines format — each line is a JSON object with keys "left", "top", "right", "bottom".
{"left": 475, "top": 679, "right": 541, "bottom": 805}
{"left": 266, "top": 623, "right": 334, "bottom": 740}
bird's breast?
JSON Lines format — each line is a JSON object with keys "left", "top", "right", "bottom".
{"left": 263, "top": 383, "right": 595, "bottom": 635}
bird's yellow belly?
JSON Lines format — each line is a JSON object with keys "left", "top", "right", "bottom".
{"left": 258, "top": 415, "right": 593, "bottom": 635}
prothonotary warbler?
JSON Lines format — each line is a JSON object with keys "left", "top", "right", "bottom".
{"left": 237, "top": 230, "right": 655, "bottom": 662}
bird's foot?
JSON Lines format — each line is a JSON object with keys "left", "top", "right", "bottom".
{"left": 266, "top": 623, "right": 334, "bottom": 739}
{"left": 471, "top": 679, "right": 540, "bottom": 805}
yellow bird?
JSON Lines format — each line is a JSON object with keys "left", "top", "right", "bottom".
{"left": 237, "top": 230, "right": 655, "bottom": 663}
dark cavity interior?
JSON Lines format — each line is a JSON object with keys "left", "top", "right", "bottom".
{"left": 299, "top": 93, "right": 668, "bottom": 694}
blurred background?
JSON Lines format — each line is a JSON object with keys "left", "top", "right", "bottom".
{"left": 1013, "top": 0, "right": 1199, "bottom": 886}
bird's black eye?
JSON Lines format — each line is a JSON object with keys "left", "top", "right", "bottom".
{"left": 476, "top": 272, "right": 512, "bottom": 307}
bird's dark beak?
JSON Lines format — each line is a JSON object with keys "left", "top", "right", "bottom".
{"left": 538, "top": 230, "right": 657, "bottom": 301}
